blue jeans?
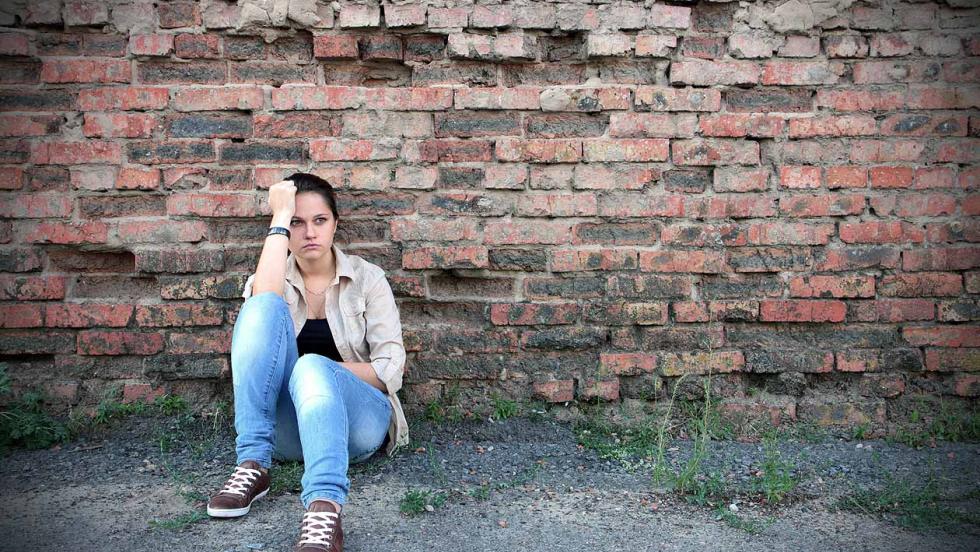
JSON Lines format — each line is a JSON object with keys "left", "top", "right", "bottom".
{"left": 231, "top": 292, "right": 392, "bottom": 508}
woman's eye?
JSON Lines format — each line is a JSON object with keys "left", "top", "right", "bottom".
{"left": 315, "top": 218, "right": 327, "bottom": 224}
{"left": 289, "top": 221, "right": 301, "bottom": 227}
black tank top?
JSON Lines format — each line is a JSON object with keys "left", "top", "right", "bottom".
{"left": 296, "top": 318, "right": 343, "bottom": 361}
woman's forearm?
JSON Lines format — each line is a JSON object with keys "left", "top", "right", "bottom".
{"left": 340, "top": 362, "right": 387, "bottom": 393}
{"left": 251, "top": 213, "right": 292, "bottom": 297}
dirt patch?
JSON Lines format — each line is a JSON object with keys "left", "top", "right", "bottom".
{"left": 1, "top": 415, "right": 978, "bottom": 552}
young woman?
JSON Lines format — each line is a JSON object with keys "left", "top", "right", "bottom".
{"left": 206, "top": 173, "right": 409, "bottom": 552}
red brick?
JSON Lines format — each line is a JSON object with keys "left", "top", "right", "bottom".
{"left": 600, "top": 353, "right": 657, "bottom": 376}
{"left": 172, "top": 86, "right": 265, "bottom": 111}
{"left": 840, "top": 221, "right": 925, "bottom": 244}
{"left": 384, "top": 4, "right": 426, "bottom": 27}
{"left": 869, "top": 166, "right": 914, "bottom": 188}
{"left": 364, "top": 88, "right": 453, "bottom": 111}
{"left": 599, "top": 194, "right": 685, "bottom": 217}
{"left": 497, "top": 138, "right": 582, "bottom": 163}
{"left": 77, "top": 331, "right": 165, "bottom": 355}
{"left": 953, "top": 373, "right": 980, "bottom": 396}
{"left": 490, "top": 303, "right": 580, "bottom": 325}
{"left": 638, "top": 250, "right": 727, "bottom": 273}
{"left": 0, "top": 115, "right": 63, "bottom": 137}
{"left": 118, "top": 219, "right": 207, "bottom": 243}
{"left": 788, "top": 116, "right": 877, "bottom": 138}
{"left": 454, "top": 87, "right": 542, "bottom": 110}
{"left": 779, "top": 194, "right": 865, "bottom": 217}
{"left": 713, "top": 168, "right": 768, "bottom": 192}
{"left": 572, "top": 165, "right": 658, "bottom": 191}
{"left": 869, "top": 193, "right": 956, "bottom": 217}
{"left": 402, "top": 246, "right": 488, "bottom": 269}
{"left": 699, "top": 114, "right": 784, "bottom": 137}
{"left": 549, "top": 249, "right": 637, "bottom": 272}
{"left": 825, "top": 167, "right": 867, "bottom": 189}
{"left": 760, "top": 300, "right": 846, "bottom": 322}
{"left": 779, "top": 36, "right": 820, "bottom": 58}
{"left": 0, "top": 304, "right": 44, "bottom": 328}
{"left": 0, "top": 194, "right": 73, "bottom": 218}
{"left": 670, "top": 60, "right": 760, "bottom": 86}
{"left": 0, "top": 275, "right": 66, "bottom": 300}
{"left": 634, "top": 86, "right": 721, "bottom": 112}
{"left": 825, "top": 35, "right": 870, "bottom": 58}
{"left": 311, "top": 139, "right": 400, "bottom": 161}
{"left": 728, "top": 34, "right": 773, "bottom": 59}
{"left": 672, "top": 139, "right": 758, "bottom": 165}
{"left": 779, "top": 166, "right": 821, "bottom": 189}
{"left": 389, "top": 218, "right": 478, "bottom": 242}
{"left": 270, "top": 86, "right": 363, "bottom": 110}
{"left": 166, "top": 328, "right": 232, "bottom": 354}
{"left": 635, "top": 34, "right": 676, "bottom": 57}
{"left": 876, "top": 299, "right": 935, "bottom": 322}
{"left": 158, "top": 2, "right": 201, "bottom": 28}
{"left": 815, "top": 89, "right": 905, "bottom": 111}
{"left": 850, "top": 140, "right": 924, "bottom": 162}
{"left": 313, "top": 35, "right": 358, "bottom": 59}
{"left": 648, "top": 4, "right": 691, "bottom": 29}
{"left": 31, "top": 141, "right": 122, "bottom": 164}
{"left": 116, "top": 167, "right": 160, "bottom": 190}
{"left": 485, "top": 220, "right": 573, "bottom": 245}
{"left": 533, "top": 380, "right": 574, "bottom": 403}
{"left": 339, "top": 4, "right": 380, "bottom": 28}
{"left": 927, "top": 349, "right": 977, "bottom": 375}
{"left": 82, "top": 113, "right": 158, "bottom": 138}
{"left": 789, "top": 275, "right": 875, "bottom": 298}
{"left": 905, "top": 86, "right": 960, "bottom": 109}
{"left": 0, "top": 166, "right": 23, "bottom": 190}
{"left": 166, "top": 193, "right": 256, "bottom": 217}
{"left": 881, "top": 113, "right": 969, "bottom": 137}
{"left": 935, "top": 139, "right": 980, "bottom": 163}
{"left": 41, "top": 59, "right": 130, "bottom": 83}
{"left": 578, "top": 378, "right": 620, "bottom": 401}
{"left": 135, "top": 303, "right": 223, "bottom": 327}
{"left": 880, "top": 273, "right": 963, "bottom": 297}
{"left": 0, "top": 33, "right": 30, "bottom": 56}
{"left": 903, "top": 247, "right": 980, "bottom": 272}
{"left": 912, "top": 167, "right": 955, "bottom": 189}
{"left": 659, "top": 351, "right": 744, "bottom": 376}
{"left": 695, "top": 196, "right": 777, "bottom": 219}
{"left": 121, "top": 383, "right": 166, "bottom": 404}
{"left": 837, "top": 350, "right": 880, "bottom": 372}
{"left": 904, "top": 326, "right": 980, "bottom": 348}
{"left": 745, "top": 222, "right": 834, "bottom": 245}
{"left": 763, "top": 61, "right": 840, "bottom": 85}
{"left": 853, "top": 61, "right": 944, "bottom": 84}
{"left": 45, "top": 304, "right": 133, "bottom": 327}
{"left": 136, "top": 247, "right": 224, "bottom": 273}
{"left": 174, "top": 33, "right": 221, "bottom": 58}
{"left": 78, "top": 87, "right": 169, "bottom": 110}
{"left": 608, "top": 113, "right": 697, "bottom": 138}
{"left": 24, "top": 222, "right": 108, "bottom": 244}
{"left": 129, "top": 34, "right": 174, "bottom": 56}
{"left": 516, "top": 194, "right": 597, "bottom": 217}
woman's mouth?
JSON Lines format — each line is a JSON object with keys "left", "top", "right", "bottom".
{"left": 302, "top": 244, "right": 320, "bottom": 249}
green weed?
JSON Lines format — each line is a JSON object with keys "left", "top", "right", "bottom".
{"left": 837, "top": 475, "right": 980, "bottom": 532}
{"left": 399, "top": 489, "right": 447, "bottom": 516}
{"left": 271, "top": 460, "right": 304, "bottom": 494}
{"left": 0, "top": 390, "right": 70, "bottom": 451}
{"left": 716, "top": 505, "right": 772, "bottom": 535}
{"left": 492, "top": 395, "right": 518, "bottom": 421}
{"left": 148, "top": 510, "right": 208, "bottom": 531}
{"left": 754, "top": 433, "right": 799, "bottom": 504}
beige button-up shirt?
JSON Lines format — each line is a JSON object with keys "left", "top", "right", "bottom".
{"left": 242, "top": 245, "right": 409, "bottom": 455}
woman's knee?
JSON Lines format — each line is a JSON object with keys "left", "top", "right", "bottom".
{"left": 238, "top": 292, "right": 289, "bottom": 322}
{"left": 289, "top": 355, "right": 342, "bottom": 405}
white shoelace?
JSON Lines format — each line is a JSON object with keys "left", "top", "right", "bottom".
{"left": 297, "top": 511, "right": 340, "bottom": 546}
{"left": 218, "top": 466, "right": 262, "bottom": 497}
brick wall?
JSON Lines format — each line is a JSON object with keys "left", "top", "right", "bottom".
{"left": 0, "top": 0, "right": 977, "bottom": 428}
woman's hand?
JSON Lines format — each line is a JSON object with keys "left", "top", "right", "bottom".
{"left": 268, "top": 180, "right": 297, "bottom": 225}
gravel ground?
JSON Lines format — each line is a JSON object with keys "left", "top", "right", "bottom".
{"left": 1, "top": 414, "right": 978, "bottom": 552}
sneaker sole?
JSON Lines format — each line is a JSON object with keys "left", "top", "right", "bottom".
{"left": 207, "top": 488, "right": 269, "bottom": 518}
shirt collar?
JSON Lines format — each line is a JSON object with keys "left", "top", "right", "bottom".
{"left": 285, "top": 244, "right": 355, "bottom": 289}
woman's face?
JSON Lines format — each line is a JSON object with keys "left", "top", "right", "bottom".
{"left": 289, "top": 192, "right": 338, "bottom": 262}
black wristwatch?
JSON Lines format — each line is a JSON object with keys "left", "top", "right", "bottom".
{"left": 267, "top": 226, "right": 290, "bottom": 239}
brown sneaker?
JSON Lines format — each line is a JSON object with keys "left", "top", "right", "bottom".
{"left": 206, "top": 460, "right": 270, "bottom": 518}
{"left": 295, "top": 500, "right": 344, "bottom": 552}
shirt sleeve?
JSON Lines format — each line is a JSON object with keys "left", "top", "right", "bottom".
{"left": 363, "top": 272, "right": 406, "bottom": 393}
{"left": 242, "top": 274, "right": 256, "bottom": 299}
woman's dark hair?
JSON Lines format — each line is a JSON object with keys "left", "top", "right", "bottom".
{"left": 285, "top": 172, "right": 339, "bottom": 220}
